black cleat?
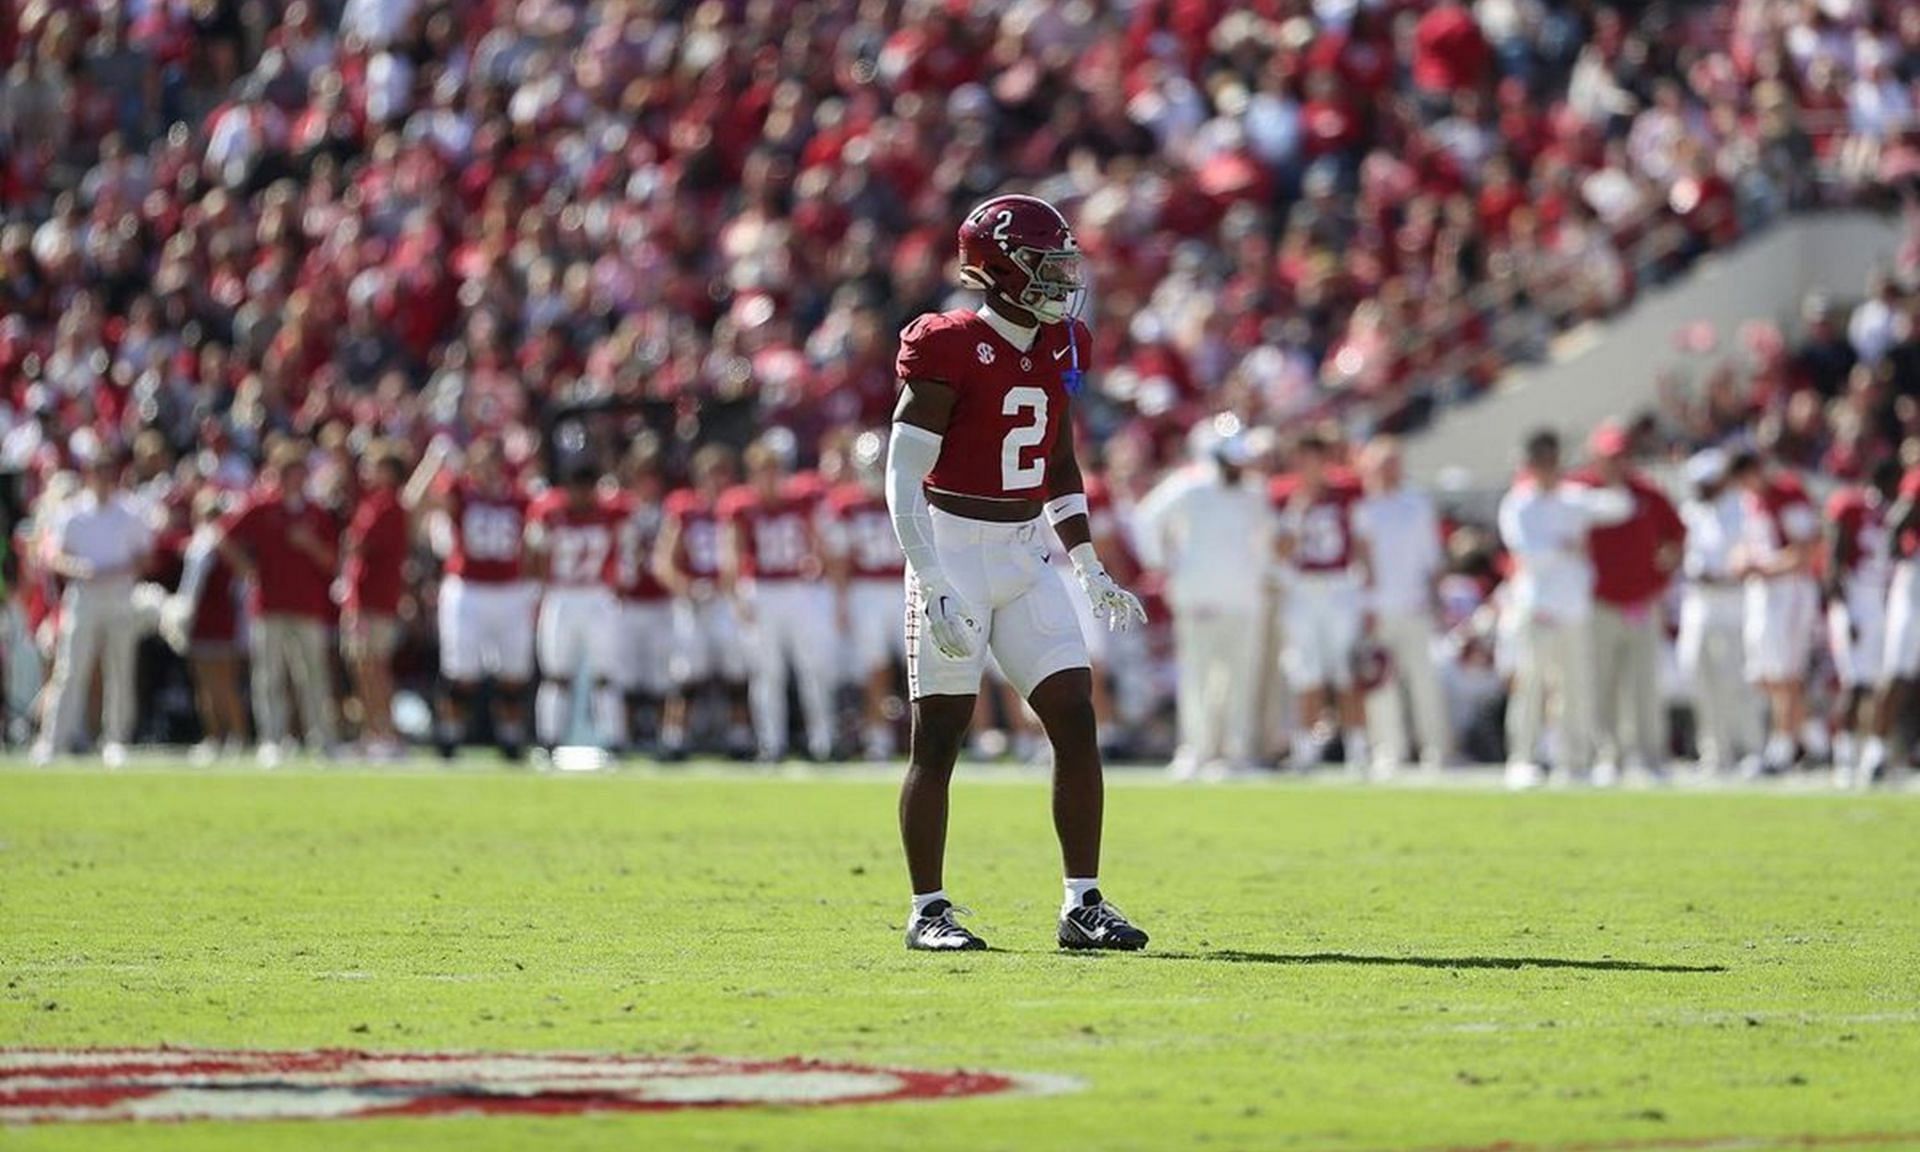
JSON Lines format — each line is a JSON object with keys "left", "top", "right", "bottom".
{"left": 905, "top": 900, "right": 988, "bottom": 952}
{"left": 1058, "top": 889, "right": 1149, "bottom": 951}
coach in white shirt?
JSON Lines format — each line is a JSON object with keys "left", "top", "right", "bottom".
{"left": 1353, "top": 439, "right": 1454, "bottom": 773}
{"left": 35, "top": 449, "right": 153, "bottom": 766}
{"left": 1136, "top": 429, "right": 1276, "bottom": 778}
{"left": 1496, "top": 430, "right": 1634, "bottom": 789}
{"left": 1675, "top": 449, "right": 1758, "bottom": 774}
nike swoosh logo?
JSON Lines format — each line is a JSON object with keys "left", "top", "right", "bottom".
{"left": 1052, "top": 347, "right": 1069, "bottom": 360}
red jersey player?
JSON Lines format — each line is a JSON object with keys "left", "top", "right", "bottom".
{"left": 339, "top": 444, "right": 412, "bottom": 759}
{"left": 720, "top": 440, "right": 835, "bottom": 761}
{"left": 1822, "top": 460, "right": 1899, "bottom": 782}
{"left": 823, "top": 430, "right": 908, "bottom": 759}
{"left": 1880, "top": 456, "right": 1920, "bottom": 778}
{"left": 652, "top": 444, "right": 751, "bottom": 758}
{"left": 412, "top": 437, "right": 537, "bottom": 760}
{"left": 1728, "top": 451, "right": 1822, "bottom": 772}
{"left": 215, "top": 441, "right": 342, "bottom": 764}
{"left": 526, "top": 463, "right": 626, "bottom": 750}
{"left": 1273, "top": 432, "right": 1373, "bottom": 770}
{"left": 608, "top": 438, "right": 673, "bottom": 751}
{"left": 888, "top": 194, "right": 1149, "bottom": 953}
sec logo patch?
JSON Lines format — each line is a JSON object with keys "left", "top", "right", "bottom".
{"left": 976, "top": 342, "right": 995, "bottom": 365}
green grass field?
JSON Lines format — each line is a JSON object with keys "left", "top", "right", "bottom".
{"left": 5, "top": 760, "right": 1920, "bottom": 1151}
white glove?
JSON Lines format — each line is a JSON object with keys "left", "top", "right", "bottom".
{"left": 916, "top": 571, "right": 980, "bottom": 660}
{"left": 157, "top": 594, "right": 193, "bottom": 655}
{"left": 1070, "top": 545, "right": 1147, "bottom": 632}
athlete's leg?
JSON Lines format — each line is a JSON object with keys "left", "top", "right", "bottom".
{"left": 1027, "top": 667, "right": 1102, "bottom": 878}
{"left": 900, "top": 693, "right": 976, "bottom": 894}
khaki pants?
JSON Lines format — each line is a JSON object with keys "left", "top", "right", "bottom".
{"left": 1589, "top": 601, "right": 1667, "bottom": 767}
{"left": 1173, "top": 605, "right": 1262, "bottom": 765}
{"left": 1676, "top": 587, "right": 1756, "bottom": 768}
{"left": 1507, "top": 614, "right": 1596, "bottom": 771}
{"left": 250, "top": 614, "right": 337, "bottom": 748}
{"left": 45, "top": 580, "right": 139, "bottom": 750}
{"left": 1365, "top": 611, "right": 1453, "bottom": 769}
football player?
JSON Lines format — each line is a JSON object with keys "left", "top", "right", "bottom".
{"left": 411, "top": 438, "right": 537, "bottom": 760}
{"left": 653, "top": 445, "right": 752, "bottom": 758}
{"left": 822, "top": 430, "right": 909, "bottom": 760}
{"left": 526, "top": 463, "right": 625, "bottom": 749}
{"left": 1878, "top": 448, "right": 1920, "bottom": 778}
{"left": 1728, "top": 451, "right": 1822, "bottom": 772}
{"left": 1274, "top": 433, "right": 1373, "bottom": 771}
{"left": 1823, "top": 461, "right": 1899, "bottom": 783}
{"left": 721, "top": 438, "right": 837, "bottom": 761}
{"left": 608, "top": 438, "right": 674, "bottom": 754}
{"left": 888, "top": 194, "right": 1150, "bottom": 953}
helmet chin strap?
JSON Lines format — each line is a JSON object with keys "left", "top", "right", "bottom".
{"left": 1062, "top": 287, "right": 1087, "bottom": 395}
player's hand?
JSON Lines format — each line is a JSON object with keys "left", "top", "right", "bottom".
{"left": 157, "top": 595, "right": 193, "bottom": 655}
{"left": 917, "top": 572, "right": 979, "bottom": 659}
{"left": 1074, "top": 562, "right": 1148, "bottom": 633}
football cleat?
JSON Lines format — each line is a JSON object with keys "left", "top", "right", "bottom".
{"left": 905, "top": 900, "right": 988, "bottom": 952}
{"left": 1058, "top": 889, "right": 1149, "bottom": 951}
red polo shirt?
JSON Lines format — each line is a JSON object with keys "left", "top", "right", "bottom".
{"left": 342, "top": 487, "right": 409, "bottom": 616}
{"left": 1571, "top": 469, "right": 1686, "bottom": 609}
{"left": 220, "top": 488, "right": 340, "bottom": 620}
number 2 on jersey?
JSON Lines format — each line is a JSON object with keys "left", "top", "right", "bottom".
{"left": 1001, "top": 386, "right": 1049, "bottom": 491}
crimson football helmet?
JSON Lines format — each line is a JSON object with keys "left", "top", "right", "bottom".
{"left": 957, "top": 194, "right": 1085, "bottom": 325}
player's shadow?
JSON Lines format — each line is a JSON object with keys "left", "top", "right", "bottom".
{"left": 1138, "top": 950, "right": 1726, "bottom": 974}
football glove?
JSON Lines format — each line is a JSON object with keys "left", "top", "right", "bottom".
{"left": 1070, "top": 547, "right": 1147, "bottom": 632}
{"left": 917, "top": 572, "right": 980, "bottom": 660}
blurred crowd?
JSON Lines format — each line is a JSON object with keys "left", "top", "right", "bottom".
{"left": 4, "top": 0, "right": 1920, "bottom": 771}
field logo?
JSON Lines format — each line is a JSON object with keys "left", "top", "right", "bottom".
{"left": 0, "top": 1048, "right": 1078, "bottom": 1125}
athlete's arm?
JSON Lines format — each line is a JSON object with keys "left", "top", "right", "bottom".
{"left": 720, "top": 513, "right": 749, "bottom": 600}
{"left": 401, "top": 438, "right": 451, "bottom": 514}
{"left": 522, "top": 514, "right": 551, "bottom": 583}
{"left": 1353, "top": 530, "right": 1377, "bottom": 632}
{"left": 1820, "top": 516, "right": 1848, "bottom": 603}
{"left": 1888, "top": 493, "right": 1920, "bottom": 556}
{"left": 650, "top": 513, "right": 689, "bottom": 597}
{"left": 887, "top": 380, "right": 957, "bottom": 581}
{"left": 888, "top": 379, "right": 976, "bottom": 659}
{"left": 1042, "top": 426, "right": 1093, "bottom": 552}
{"left": 1045, "top": 423, "right": 1146, "bottom": 631}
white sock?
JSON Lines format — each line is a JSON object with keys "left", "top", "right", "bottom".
{"left": 1343, "top": 729, "right": 1369, "bottom": 767}
{"left": 536, "top": 682, "right": 569, "bottom": 745}
{"left": 1799, "top": 719, "right": 1830, "bottom": 759}
{"left": 1064, "top": 877, "right": 1100, "bottom": 913}
{"left": 911, "top": 889, "right": 949, "bottom": 917}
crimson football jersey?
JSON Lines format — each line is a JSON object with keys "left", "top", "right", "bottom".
{"left": 1900, "top": 468, "right": 1920, "bottom": 559}
{"left": 527, "top": 490, "right": 622, "bottom": 587}
{"left": 1742, "top": 475, "right": 1819, "bottom": 561}
{"left": 1273, "top": 476, "right": 1364, "bottom": 573}
{"left": 823, "top": 483, "right": 906, "bottom": 579}
{"left": 718, "top": 481, "right": 819, "bottom": 581}
{"left": 436, "top": 476, "right": 529, "bottom": 584}
{"left": 608, "top": 490, "right": 671, "bottom": 602}
{"left": 1825, "top": 487, "right": 1889, "bottom": 587}
{"left": 895, "top": 309, "right": 1092, "bottom": 501}
{"left": 661, "top": 488, "right": 725, "bottom": 580}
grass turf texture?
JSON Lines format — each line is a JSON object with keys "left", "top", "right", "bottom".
{"left": 4, "top": 762, "right": 1920, "bottom": 1152}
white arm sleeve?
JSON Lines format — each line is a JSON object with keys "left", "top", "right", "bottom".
{"left": 886, "top": 423, "right": 945, "bottom": 580}
{"left": 1573, "top": 484, "right": 1636, "bottom": 527}
{"left": 176, "top": 526, "right": 218, "bottom": 617}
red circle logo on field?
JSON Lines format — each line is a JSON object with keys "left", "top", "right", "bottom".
{"left": 0, "top": 1048, "right": 1077, "bottom": 1124}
